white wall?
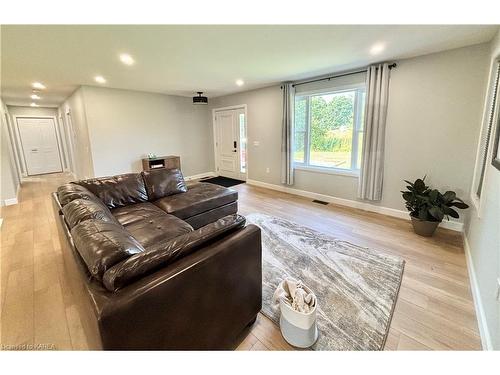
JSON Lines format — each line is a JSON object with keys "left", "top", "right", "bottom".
{"left": 210, "top": 43, "right": 490, "bottom": 218}
{"left": 0, "top": 98, "right": 20, "bottom": 206}
{"left": 80, "top": 86, "right": 213, "bottom": 178}
{"left": 59, "top": 87, "right": 95, "bottom": 179}
{"left": 382, "top": 43, "right": 489, "bottom": 209}
{"left": 465, "top": 29, "right": 500, "bottom": 350}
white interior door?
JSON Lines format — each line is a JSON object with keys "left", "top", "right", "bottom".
{"left": 17, "top": 117, "right": 62, "bottom": 176}
{"left": 215, "top": 109, "right": 246, "bottom": 180}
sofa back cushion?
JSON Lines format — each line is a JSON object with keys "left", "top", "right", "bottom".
{"left": 77, "top": 173, "right": 148, "bottom": 209}
{"left": 71, "top": 220, "right": 145, "bottom": 280}
{"left": 142, "top": 168, "right": 187, "bottom": 201}
{"left": 57, "top": 183, "right": 98, "bottom": 206}
{"left": 102, "top": 214, "right": 246, "bottom": 291}
{"left": 62, "top": 198, "right": 119, "bottom": 229}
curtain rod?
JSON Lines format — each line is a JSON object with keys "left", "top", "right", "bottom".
{"left": 287, "top": 63, "right": 397, "bottom": 88}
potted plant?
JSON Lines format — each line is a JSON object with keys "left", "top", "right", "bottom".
{"left": 401, "top": 177, "right": 469, "bottom": 237}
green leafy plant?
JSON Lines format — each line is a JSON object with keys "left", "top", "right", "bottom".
{"left": 401, "top": 177, "right": 469, "bottom": 222}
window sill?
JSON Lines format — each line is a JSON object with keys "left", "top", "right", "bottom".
{"left": 294, "top": 165, "right": 359, "bottom": 178}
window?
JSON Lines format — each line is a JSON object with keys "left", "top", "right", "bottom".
{"left": 293, "top": 86, "right": 366, "bottom": 173}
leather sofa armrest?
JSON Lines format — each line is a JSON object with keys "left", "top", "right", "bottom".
{"left": 95, "top": 224, "right": 262, "bottom": 349}
{"left": 102, "top": 214, "right": 246, "bottom": 291}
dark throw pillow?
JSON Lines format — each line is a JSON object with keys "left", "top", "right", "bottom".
{"left": 71, "top": 220, "right": 145, "bottom": 280}
{"left": 62, "top": 198, "right": 119, "bottom": 229}
{"left": 57, "top": 183, "right": 98, "bottom": 206}
{"left": 142, "top": 168, "right": 188, "bottom": 201}
{"left": 77, "top": 173, "right": 148, "bottom": 209}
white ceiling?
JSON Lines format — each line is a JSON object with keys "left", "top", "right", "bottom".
{"left": 1, "top": 25, "right": 498, "bottom": 107}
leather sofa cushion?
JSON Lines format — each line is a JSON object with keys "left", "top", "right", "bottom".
{"left": 112, "top": 203, "right": 193, "bottom": 248}
{"left": 185, "top": 201, "right": 238, "bottom": 230}
{"left": 102, "top": 214, "right": 246, "bottom": 291}
{"left": 62, "top": 198, "right": 119, "bottom": 229}
{"left": 153, "top": 182, "right": 238, "bottom": 219}
{"left": 142, "top": 168, "right": 188, "bottom": 200}
{"left": 57, "top": 183, "right": 98, "bottom": 206}
{"left": 71, "top": 220, "right": 145, "bottom": 280}
{"left": 77, "top": 173, "right": 148, "bottom": 209}
{"left": 112, "top": 202, "right": 167, "bottom": 226}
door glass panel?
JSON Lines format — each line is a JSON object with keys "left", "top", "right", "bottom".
{"left": 239, "top": 113, "right": 246, "bottom": 173}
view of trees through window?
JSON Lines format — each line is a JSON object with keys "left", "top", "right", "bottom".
{"left": 294, "top": 88, "right": 365, "bottom": 170}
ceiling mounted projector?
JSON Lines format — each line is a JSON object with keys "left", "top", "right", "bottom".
{"left": 193, "top": 91, "right": 208, "bottom": 105}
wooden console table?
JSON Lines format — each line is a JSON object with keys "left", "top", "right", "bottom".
{"left": 142, "top": 155, "right": 181, "bottom": 171}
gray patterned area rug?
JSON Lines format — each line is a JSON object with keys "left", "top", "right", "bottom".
{"left": 246, "top": 213, "right": 405, "bottom": 351}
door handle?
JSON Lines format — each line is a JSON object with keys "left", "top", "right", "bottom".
{"left": 233, "top": 141, "right": 237, "bottom": 148}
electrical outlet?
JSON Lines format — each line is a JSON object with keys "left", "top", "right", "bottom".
{"left": 266, "top": 167, "right": 270, "bottom": 173}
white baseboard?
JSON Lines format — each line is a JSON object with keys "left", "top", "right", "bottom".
{"left": 185, "top": 171, "right": 216, "bottom": 181}
{"left": 463, "top": 235, "right": 492, "bottom": 350}
{"left": 3, "top": 197, "right": 18, "bottom": 206}
{"left": 3, "top": 184, "right": 20, "bottom": 206}
{"left": 246, "top": 179, "right": 464, "bottom": 232}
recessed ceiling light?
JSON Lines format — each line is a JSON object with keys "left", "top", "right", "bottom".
{"left": 94, "top": 75, "right": 106, "bottom": 84}
{"left": 119, "top": 53, "right": 135, "bottom": 66}
{"left": 31, "top": 94, "right": 41, "bottom": 100}
{"left": 236, "top": 79, "right": 245, "bottom": 86}
{"left": 32, "top": 82, "right": 46, "bottom": 90}
{"left": 30, "top": 102, "right": 39, "bottom": 107}
{"left": 370, "top": 43, "right": 386, "bottom": 55}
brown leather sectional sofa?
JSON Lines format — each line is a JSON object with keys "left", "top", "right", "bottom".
{"left": 52, "top": 168, "right": 262, "bottom": 350}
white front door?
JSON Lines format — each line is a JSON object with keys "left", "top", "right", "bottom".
{"left": 17, "top": 117, "right": 62, "bottom": 176}
{"left": 214, "top": 108, "right": 246, "bottom": 180}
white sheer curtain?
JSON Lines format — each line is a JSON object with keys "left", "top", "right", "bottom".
{"left": 281, "top": 82, "right": 295, "bottom": 185}
{"left": 358, "top": 63, "right": 391, "bottom": 201}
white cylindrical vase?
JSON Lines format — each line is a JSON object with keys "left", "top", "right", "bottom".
{"left": 278, "top": 284, "right": 318, "bottom": 348}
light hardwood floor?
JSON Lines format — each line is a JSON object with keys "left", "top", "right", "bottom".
{"left": 0, "top": 173, "right": 481, "bottom": 350}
